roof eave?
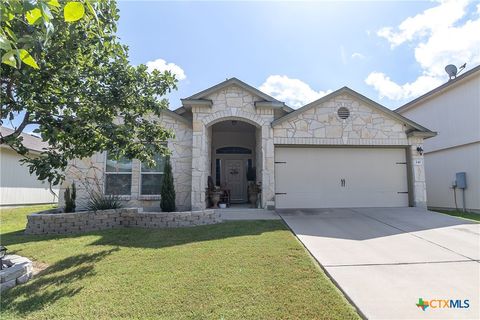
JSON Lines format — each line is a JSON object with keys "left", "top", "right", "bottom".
{"left": 406, "top": 130, "right": 437, "bottom": 139}
{"left": 396, "top": 64, "right": 480, "bottom": 114}
{"left": 161, "top": 109, "right": 192, "bottom": 126}
{"left": 0, "top": 143, "right": 45, "bottom": 154}
{"left": 180, "top": 99, "right": 213, "bottom": 108}
{"left": 254, "top": 101, "right": 286, "bottom": 109}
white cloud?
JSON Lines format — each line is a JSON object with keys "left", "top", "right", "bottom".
{"left": 377, "top": 0, "right": 469, "bottom": 48}
{"left": 259, "top": 75, "right": 332, "bottom": 108}
{"left": 365, "top": 72, "right": 443, "bottom": 100}
{"left": 145, "top": 58, "right": 186, "bottom": 80}
{"left": 367, "top": 0, "right": 480, "bottom": 101}
{"left": 351, "top": 52, "right": 365, "bottom": 60}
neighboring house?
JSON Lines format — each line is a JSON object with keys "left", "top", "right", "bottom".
{"left": 397, "top": 65, "right": 480, "bottom": 212}
{"left": 61, "top": 78, "right": 435, "bottom": 211}
{"left": 0, "top": 127, "right": 59, "bottom": 206}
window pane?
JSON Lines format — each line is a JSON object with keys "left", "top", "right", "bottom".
{"left": 141, "top": 153, "right": 165, "bottom": 172}
{"left": 141, "top": 174, "right": 163, "bottom": 195}
{"left": 106, "top": 154, "right": 132, "bottom": 173}
{"left": 105, "top": 174, "right": 132, "bottom": 195}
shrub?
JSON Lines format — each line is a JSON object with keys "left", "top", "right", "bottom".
{"left": 85, "top": 192, "right": 123, "bottom": 211}
{"left": 160, "top": 156, "right": 176, "bottom": 212}
{"left": 64, "top": 182, "right": 76, "bottom": 213}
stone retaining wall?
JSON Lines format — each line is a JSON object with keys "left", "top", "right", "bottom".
{"left": 25, "top": 208, "right": 222, "bottom": 235}
{"left": 0, "top": 255, "right": 33, "bottom": 293}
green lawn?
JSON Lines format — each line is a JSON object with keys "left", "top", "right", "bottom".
{"left": 0, "top": 205, "right": 359, "bottom": 320}
{"left": 433, "top": 209, "right": 480, "bottom": 222}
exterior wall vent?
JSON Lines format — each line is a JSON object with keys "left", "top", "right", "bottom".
{"left": 337, "top": 107, "right": 350, "bottom": 119}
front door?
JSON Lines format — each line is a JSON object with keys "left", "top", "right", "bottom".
{"left": 224, "top": 159, "right": 246, "bottom": 203}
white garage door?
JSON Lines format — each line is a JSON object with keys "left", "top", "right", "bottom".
{"left": 275, "top": 147, "right": 409, "bottom": 209}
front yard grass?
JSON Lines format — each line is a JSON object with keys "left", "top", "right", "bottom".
{"left": 433, "top": 209, "right": 480, "bottom": 222}
{"left": 0, "top": 205, "right": 359, "bottom": 320}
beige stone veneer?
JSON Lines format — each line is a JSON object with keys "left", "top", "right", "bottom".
{"left": 59, "top": 79, "right": 432, "bottom": 210}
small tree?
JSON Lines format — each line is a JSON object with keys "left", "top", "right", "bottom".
{"left": 160, "top": 157, "right": 175, "bottom": 212}
{"left": 64, "top": 182, "right": 76, "bottom": 212}
{"left": 1, "top": 1, "right": 176, "bottom": 186}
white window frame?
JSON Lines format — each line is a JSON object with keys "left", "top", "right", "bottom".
{"left": 104, "top": 153, "right": 133, "bottom": 196}
{"left": 140, "top": 155, "right": 165, "bottom": 196}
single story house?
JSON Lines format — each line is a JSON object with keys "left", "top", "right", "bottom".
{"left": 397, "top": 65, "right": 480, "bottom": 212}
{"left": 61, "top": 78, "right": 436, "bottom": 211}
{"left": 1, "top": 127, "right": 59, "bottom": 206}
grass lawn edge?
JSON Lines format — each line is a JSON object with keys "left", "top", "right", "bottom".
{"left": 431, "top": 208, "right": 480, "bottom": 223}
{"left": 278, "top": 217, "right": 366, "bottom": 319}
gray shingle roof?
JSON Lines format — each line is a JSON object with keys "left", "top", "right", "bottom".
{"left": 0, "top": 126, "right": 49, "bottom": 153}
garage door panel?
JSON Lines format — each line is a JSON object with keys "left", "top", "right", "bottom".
{"left": 275, "top": 147, "right": 409, "bottom": 209}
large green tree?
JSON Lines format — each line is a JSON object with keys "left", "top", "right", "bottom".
{"left": 1, "top": 1, "right": 176, "bottom": 185}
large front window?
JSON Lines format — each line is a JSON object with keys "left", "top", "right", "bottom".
{"left": 141, "top": 153, "right": 165, "bottom": 195}
{"left": 105, "top": 154, "right": 132, "bottom": 195}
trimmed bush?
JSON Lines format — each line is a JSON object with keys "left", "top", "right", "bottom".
{"left": 64, "top": 182, "right": 76, "bottom": 212}
{"left": 160, "top": 156, "right": 176, "bottom": 212}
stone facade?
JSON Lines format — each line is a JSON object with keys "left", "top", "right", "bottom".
{"left": 60, "top": 111, "right": 192, "bottom": 211}
{"left": 0, "top": 255, "right": 33, "bottom": 293}
{"left": 273, "top": 93, "right": 408, "bottom": 145}
{"left": 272, "top": 91, "right": 428, "bottom": 207}
{"left": 60, "top": 79, "right": 432, "bottom": 211}
{"left": 408, "top": 136, "right": 428, "bottom": 207}
{"left": 25, "top": 208, "right": 221, "bottom": 235}
{"left": 188, "top": 85, "right": 276, "bottom": 209}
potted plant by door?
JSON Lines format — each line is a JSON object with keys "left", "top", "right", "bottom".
{"left": 210, "top": 189, "right": 222, "bottom": 208}
{"left": 207, "top": 176, "right": 223, "bottom": 208}
{"left": 247, "top": 185, "right": 260, "bottom": 208}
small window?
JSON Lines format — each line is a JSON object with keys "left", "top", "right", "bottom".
{"left": 105, "top": 154, "right": 132, "bottom": 195}
{"left": 141, "top": 153, "right": 165, "bottom": 195}
{"left": 337, "top": 107, "right": 350, "bottom": 120}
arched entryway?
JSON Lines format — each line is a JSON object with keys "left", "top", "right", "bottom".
{"left": 190, "top": 110, "right": 274, "bottom": 211}
{"left": 210, "top": 120, "right": 259, "bottom": 204}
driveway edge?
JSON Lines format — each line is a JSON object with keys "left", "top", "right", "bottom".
{"left": 278, "top": 213, "right": 368, "bottom": 320}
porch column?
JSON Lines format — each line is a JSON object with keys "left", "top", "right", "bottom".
{"left": 191, "top": 119, "right": 208, "bottom": 210}
{"left": 261, "top": 124, "right": 275, "bottom": 208}
{"left": 408, "top": 136, "right": 427, "bottom": 207}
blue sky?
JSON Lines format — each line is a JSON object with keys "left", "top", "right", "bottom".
{"left": 5, "top": 1, "right": 480, "bottom": 131}
{"left": 118, "top": 0, "right": 480, "bottom": 109}
{"left": 117, "top": 0, "right": 480, "bottom": 110}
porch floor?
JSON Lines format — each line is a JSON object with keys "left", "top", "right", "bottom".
{"left": 215, "top": 206, "right": 280, "bottom": 220}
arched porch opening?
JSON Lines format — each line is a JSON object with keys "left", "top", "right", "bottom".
{"left": 207, "top": 119, "right": 262, "bottom": 207}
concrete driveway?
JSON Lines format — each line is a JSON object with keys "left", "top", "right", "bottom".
{"left": 279, "top": 208, "right": 479, "bottom": 320}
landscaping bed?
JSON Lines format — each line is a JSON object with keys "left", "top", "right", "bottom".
{"left": 0, "top": 205, "right": 359, "bottom": 320}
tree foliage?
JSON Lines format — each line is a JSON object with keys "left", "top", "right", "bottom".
{"left": 1, "top": 0, "right": 92, "bottom": 69}
{"left": 160, "top": 157, "right": 175, "bottom": 212}
{"left": 1, "top": 1, "right": 177, "bottom": 185}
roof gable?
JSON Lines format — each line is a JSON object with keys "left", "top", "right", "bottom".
{"left": 185, "top": 77, "right": 281, "bottom": 103}
{"left": 273, "top": 87, "right": 434, "bottom": 134}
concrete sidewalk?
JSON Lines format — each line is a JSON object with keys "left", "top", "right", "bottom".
{"left": 279, "top": 207, "right": 480, "bottom": 319}
{"left": 216, "top": 208, "right": 280, "bottom": 220}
